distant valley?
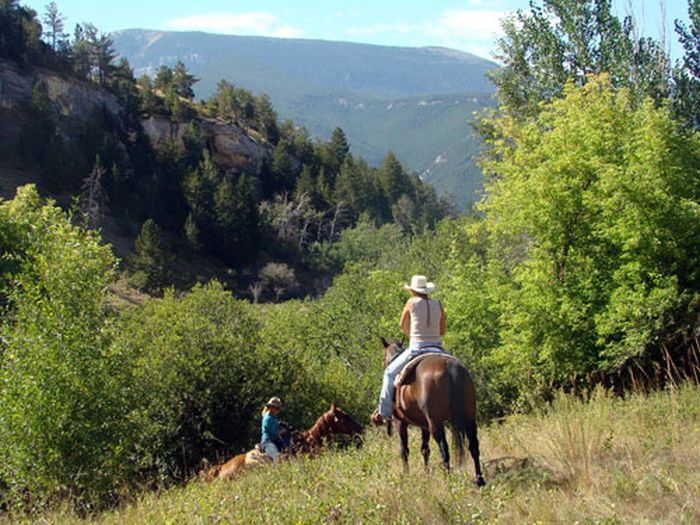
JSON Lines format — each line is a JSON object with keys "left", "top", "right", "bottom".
{"left": 112, "top": 30, "right": 498, "bottom": 209}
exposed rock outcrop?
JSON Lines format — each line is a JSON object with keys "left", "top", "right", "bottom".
{"left": 141, "top": 115, "right": 270, "bottom": 175}
{"left": 0, "top": 59, "right": 121, "bottom": 133}
{"left": 0, "top": 59, "right": 270, "bottom": 177}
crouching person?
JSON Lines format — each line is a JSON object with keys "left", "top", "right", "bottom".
{"left": 261, "top": 396, "right": 284, "bottom": 461}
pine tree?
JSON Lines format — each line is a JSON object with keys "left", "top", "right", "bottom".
{"left": 294, "top": 164, "right": 316, "bottom": 202}
{"left": 42, "top": 2, "right": 66, "bottom": 52}
{"left": 327, "top": 127, "right": 350, "bottom": 174}
{"left": 129, "top": 219, "right": 172, "bottom": 294}
{"left": 255, "top": 93, "right": 279, "bottom": 144}
{"left": 378, "top": 151, "right": 412, "bottom": 204}
{"left": 154, "top": 65, "right": 173, "bottom": 93}
{"left": 183, "top": 151, "right": 218, "bottom": 251}
{"left": 172, "top": 60, "right": 198, "bottom": 100}
{"left": 271, "top": 140, "right": 297, "bottom": 194}
{"left": 183, "top": 213, "right": 201, "bottom": 252}
{"left": 214, "top": 175, "right": 259, "bottom": 265}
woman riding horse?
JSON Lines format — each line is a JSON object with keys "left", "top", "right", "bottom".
{"left": 373, "top": 275, "right": 485, "bottom": 485}
{"left": 373, "top": 275, "right": 447, "bottom": 423}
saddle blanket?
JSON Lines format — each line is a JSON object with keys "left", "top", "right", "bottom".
{"left": 393, "top": 350, "right": 459, "bottom": 388}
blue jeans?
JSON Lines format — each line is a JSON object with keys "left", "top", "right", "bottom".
{"left": 378, "top": 342, "right": 445, "bottom": 417}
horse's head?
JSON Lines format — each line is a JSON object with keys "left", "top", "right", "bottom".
{"left": 381, "top": 336, "right": 405, "bottom": 368}
{"left": 325, "top": 402, "right": 363, "bottom": 436}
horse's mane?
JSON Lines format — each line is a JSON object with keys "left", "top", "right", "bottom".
{"left": 300, "top": 410, "right": 335, "bottom": 449}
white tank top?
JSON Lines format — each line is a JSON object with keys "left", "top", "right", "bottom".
{"left": 409, "top": 297, "right": 442, "bottom": 344}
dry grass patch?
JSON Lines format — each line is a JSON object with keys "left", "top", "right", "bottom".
{"left": 4, "top": 384, "right": 699, "bottom": 524}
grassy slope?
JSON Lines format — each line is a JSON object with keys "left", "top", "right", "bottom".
{"left": 16, "top": 384, "right": 700, "bottom": 524}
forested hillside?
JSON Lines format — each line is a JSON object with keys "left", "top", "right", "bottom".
{"left": 1, "top": 0, "right": 700, "bottom": 521}
{"left": 112, "top": 29, "right": 498, "bottom": 210}
{"left": 0, "top": 0, "right": 450, "bottom": 298}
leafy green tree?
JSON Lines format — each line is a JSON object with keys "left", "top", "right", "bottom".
{"left": 0, "top": 185, "right": 132, "bottom": 508}
{"left": 490, "top": 0, "right": 668, "bottom": 121}
{"left": 480, "top": 75, "right": 700, "bottom": 399}
{"left": 294, "top": 164, "right": 317, "bottom": 202}
{"left": 129, "top": 219, "right": 172, "bottom": 294}
{"left": 330, "top": 217, "right": 406, "bottom": 269}
{"left": 673, "top": 0, "right": 700, "bottom": 130}
{"left": 70, "top": 23, "right": 91, "bottom": 77}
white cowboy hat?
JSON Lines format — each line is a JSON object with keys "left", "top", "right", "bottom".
{"left": 403, "top": 275, "right": 436, "bottom": 294}
{"left": 265, "top": 396, "right": 283, "bottom": 409}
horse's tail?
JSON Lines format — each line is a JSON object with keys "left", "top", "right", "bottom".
{"left": 447, "top": 359, "right": 468, "bottom": 466}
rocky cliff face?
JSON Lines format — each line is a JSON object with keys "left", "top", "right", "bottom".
{"left": 0, "top": 59, "right": 270, "bottom": 176}
{"left": 141, "top": 116, "right": 270, "bottom": 176}
{"left": 0, "top": 59, "right": 121, "bottom": 137}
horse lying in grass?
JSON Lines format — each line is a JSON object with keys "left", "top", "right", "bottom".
{"left": 205, "top": 402, "right": 363, "bottom": 482}
{"left": 374, "top": 337, "right": 485, "bottom": 486}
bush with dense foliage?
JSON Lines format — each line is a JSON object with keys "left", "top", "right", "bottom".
{"left": 478, "top": 76, "right": 700, "bottom": 405}
{"left": 0, "top": 186, "right": 130, "bottom": 509}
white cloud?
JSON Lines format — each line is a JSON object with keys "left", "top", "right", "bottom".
{"left": 345, "top": 8, "right": 511, "bottom": 58}
{"left": 437, "top": 9, "right": 506, "bottom": 40}
{"left": 163, "top": 12, "right": 304, "bottom": 38}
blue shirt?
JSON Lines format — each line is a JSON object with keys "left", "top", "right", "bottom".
{"left": 261, "top": 412, "right": 279, "bottom": 444}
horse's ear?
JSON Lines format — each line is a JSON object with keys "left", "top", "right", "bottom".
{"left": 330, "top": 401, "right": 336, "bottom": 412}
{"left": 380, "top": 336, "right": 389, "bottom": 348}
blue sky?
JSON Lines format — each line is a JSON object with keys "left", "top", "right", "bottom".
{"left": 21, "top": 0, "right": 691, "bottom": 61}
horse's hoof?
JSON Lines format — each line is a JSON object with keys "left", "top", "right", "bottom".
{"left": 476, "top": 475, "right": 486, "bottom": 487}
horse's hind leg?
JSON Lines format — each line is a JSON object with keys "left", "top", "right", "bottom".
{"left": 420, "top": 429, "right": 430, "bottom": 470}
{"left": 429, "top": 421, "right": 450, "bottom": 472}
{"left": 398, "top": 420, "right": 410, "bottom": 473}
{"left": 466, "top": 419, "right": 485, "bottom": 486}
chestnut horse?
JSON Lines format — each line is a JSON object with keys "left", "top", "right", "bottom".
{"left": 205, "top": 402, "right": 363, "bottom": 481}
{"left": 292, "top": 402, "right": 364, "bottom": 454}
{"left": 380, "top": 337, "right": 485, "bottom": 486}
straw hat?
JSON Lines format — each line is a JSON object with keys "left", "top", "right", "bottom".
{"left": 403, "top": 275, "right": 436, "bottom": 294}
{"left": 265, "top": 396, "right": 283, "bottom": 409}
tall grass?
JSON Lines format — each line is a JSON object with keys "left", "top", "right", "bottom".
{"left": 5, "top": 384, "right": 699, "bottom": 524}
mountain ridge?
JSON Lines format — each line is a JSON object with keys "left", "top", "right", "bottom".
{"left": 112, "top": 29, "right": 498, "bottom": 208}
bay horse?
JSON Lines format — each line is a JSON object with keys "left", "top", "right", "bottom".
{"left": 291, "top": 402, "right": 364, "bottom": 454}
{"left": 378, "top": 337, "right": 485, "bottom": 486}
{"left": 205, "top": 402, "right": 363, "bottom": 481}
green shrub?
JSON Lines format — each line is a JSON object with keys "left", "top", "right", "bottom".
{"left": 114, "top": 282, "right": 273, "bottom": 478}
{"left": 0, "top": 185, "right": 131, "bottom": 510}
